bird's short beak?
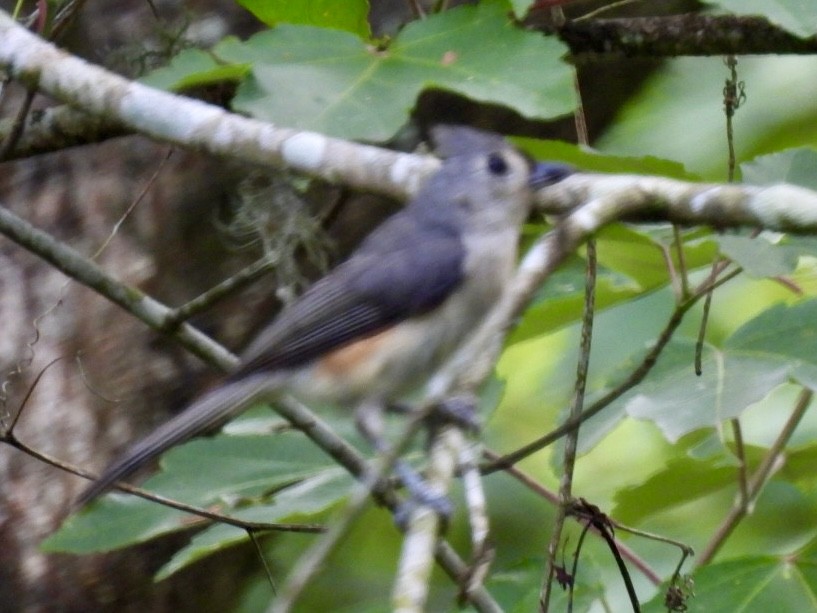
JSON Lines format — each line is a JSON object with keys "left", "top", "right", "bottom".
{"left": 528, "top": 162, "right": 573, "bottom": 189}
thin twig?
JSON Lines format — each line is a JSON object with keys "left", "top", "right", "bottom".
{"left": 0, "top": 86, "right": 35, "bottom": 159}
{"left": 248, "top": 529, "right": 278, "bottom": 594}
{"left": 92, "top": 148, "right": 174, "bottom": 260}
{"left": 694, "top": 286, "right": 714, "bottom": 376}
{"left": 4, "top": 357, "right": 61, "bottom": 435}
{"left": 483, "top": 449, "right": 663, "bottom": 586}
{"left": 696, "top": 387, "right": 814, "bottom": 566}
{"left": 542, "top": 58, "right": 597, "bottom": 610}
{"left": 541, "top": 237, "right": 597, "bottom": 610}
{"left": 3, "top": 433, "right": 323, "bottom": 533}
{"left": 165, "top": 256, "right": 277, "bottom": 327}
{"left": 671, "top": 226, "right": 689, "bottom": 299}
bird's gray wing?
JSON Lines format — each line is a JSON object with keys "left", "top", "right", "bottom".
{"left": 234, "top": 217, "right": 465, "bottom": 377}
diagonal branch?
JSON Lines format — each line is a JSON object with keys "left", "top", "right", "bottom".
{"left": 0, "top": 11, "right": 438, "bottom": 201}
{"left": 0, "top": 202, "right": 239, "bottom": 370}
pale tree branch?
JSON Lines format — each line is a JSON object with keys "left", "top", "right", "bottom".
{"left": 0, "top": 11, "right": 439, "bottom": 200}
{"left": 1, "top": 13, "right": 815, "bottom": 158}
{"left": 0, "top": 103, "right": 127, "bottom": 159}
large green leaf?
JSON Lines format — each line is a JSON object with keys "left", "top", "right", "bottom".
{"left": 716, "top": 234, "right": 799, "bottom": 279}
{"left": 742, "top": 147, "right": 817, "bottom": 190}
{"left": 706, "top": 1, "right": 817, "bottom": 38}
{"left": 643, "top": 537, "right": 817, "bottom": 612}
{"left": 44, "top": 430, "right": 348, "bottom": 553}
{"left": 141, "top": 1, "right": 574, "bottom": 140}
{"left": 237, "top": 0, "right": 370, "bottom": 37}
{"left": 488, "top": 556, "right": 606, "bottom": 613}
{"left": 214, "top": 0, "right": 574, "bottom": 140}
{"left": 621, "top": 299, "right": 817, "bottom": 442}
{"left": 155, "top": 468, "right": 352, "bottom": 580}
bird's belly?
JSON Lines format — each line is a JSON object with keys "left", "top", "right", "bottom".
{"left": 285, "top": 290, "right": 493, "bottom": 407}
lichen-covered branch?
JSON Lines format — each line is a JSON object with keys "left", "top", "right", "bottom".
{"left": 556, "top": 14, "right": 817, "bottom": 58}
{"left": 0, "top": 104, "right": 127, "bottom": 159}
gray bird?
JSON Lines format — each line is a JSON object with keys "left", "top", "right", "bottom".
{"left": 77, "top": 125, "right": 571, "bottom": 507}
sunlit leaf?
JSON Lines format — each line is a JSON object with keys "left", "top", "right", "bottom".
{"left": 620, "top": 299, "right": 817, "bottom": 441}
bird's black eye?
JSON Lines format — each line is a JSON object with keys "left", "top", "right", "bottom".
{"left": 487, "top": 152, "right": 508, "bottom": 176}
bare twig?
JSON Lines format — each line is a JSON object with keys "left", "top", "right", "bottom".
{"left": 482, "top": 449, "right": 663, "bottom": 586}
{"left": 3, "top": 432, "right": 323, "bottom": 533}
{"left": 542, "top": 206, "right": 597, "bottom": 611}
{"left": 696, "top": 387, "right": 814, "bottom": 566}
{"left": 165, "top": 256, "right": 277, "bottom": 327}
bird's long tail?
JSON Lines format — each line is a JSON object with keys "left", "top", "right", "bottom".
{"left": 76, "top": 373, "right": 280, "bottom": 507}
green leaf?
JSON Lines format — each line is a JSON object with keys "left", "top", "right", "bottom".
{"left": 742, "top": 148, "right": 817, "bottom": 190}
{"left": 508, "top": 0, "right": 534, "bottom": 19}
{"left": 621, "top": 299, "right": 817, "bottom": 441}
{"left": 716, "top": 234, "right": 799, "bottom": 278}
{"left": 511, "top": 224, "right": 717, "bottom": 344}
{"left": 141, "top": 48, "right": 250, "bottom": 91}
{"left": 488, "top": 556, "right": 606, "bottom": 612}
{"left": 155, "top": 468, "right": 352, "bottom": 580}
{"left": 236, "top": 0, "right": 371, "bottom": 38}
{"left": 45, "top": 431, "right": 348, "bottom": 553}
{"left": 215, "top": 0, "right": 574, "bottom": 140}
{"left": 613, "top": 455, "right": 752, "bottom": 524}
{"left": 516, "top": 138, "right": 698, "bottom": 180}
{"left": 643, "top": 543, "right": 817, "bottom": 612}
{"left": 705, "top": 0, "right": 817, "bottom": 38}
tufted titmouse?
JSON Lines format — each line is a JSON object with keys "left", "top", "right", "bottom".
{"left": 77, "top": 126, "right": 571, "bottom": 506}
